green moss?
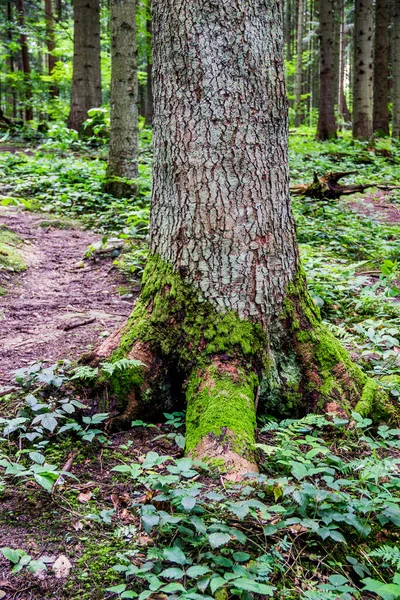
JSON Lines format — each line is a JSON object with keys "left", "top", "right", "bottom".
{"left": 277, "top": 268, "right": 391, "bottom": 420}
{"left": 185, "top": 365, "right": 258, "bottom": 457}
{"left": 115, "top": 254, "right": 268, "bottom": 368}
{"left": 0, "top": 226, "right": 26, "bottom": 272}
{"left": 354, "top": 378, "right": 377, "bottom": 416}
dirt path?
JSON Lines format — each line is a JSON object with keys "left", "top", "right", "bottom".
{"left": 0, "top": 207, "right": 133, "bottom": 388}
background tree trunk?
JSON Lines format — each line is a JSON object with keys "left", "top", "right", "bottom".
{"left": 393, "top": 0, "right": 400, "bottom": 138}
{"left": 7, "top": 1, "right": 17, "bottom": 118}
{"left": 144, "top": 1, "right": 153, "bottom": 127}
{"left": 373, "top": 0, "right": 391, "bottom": 136}
{"left": 44, "top": 0, "right": 58, "bottom": 98}
{"left": 68, "top": 0, "right": 102, "bottom": 132}
{"left": 352, "top": 0, "right": 373, "bottom": 139}
{"left": 337, "top": 0, "right": 350, "bottom": 121}
{"left": 16, "top": 0, "right": 33, "bottom": 121}
{"left": 105, "top": 0, "right": 138, "bottom": 197}
{"left": 294, "top": 0, "right": 304, "bottom": 126}
{"left": 317, "top": 0, "right": 337, "bottom": 139}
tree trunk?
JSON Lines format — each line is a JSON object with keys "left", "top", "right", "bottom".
{"left": 393, "top": 0, "right": 400, "bottom": 138}
{"left": 144, "top": 2, "right": 153, "bottom": 127}
{"left": 105, "top": 0, "right": 138, "bottom": 198}
{"left": 55, "top": 0, "right": 61, "bottom": 21}
{"left": 94, "top": 0, "right": 394, "bottom": 477}
{"left": 44, "top": 0, "right": 58, "bottom": 98}
{"left": 16, "top": 0, "right": 33, "bottom": 122}
{"left": 352, "top": 0, "right": 373, "bottom": 139}
{"left": 317, "top": 0, "right": 337, "bottom": 139}
{"left": 373, "top": 0, "right": 391, "bottom": 136}
{"left": 68, "top": 0, "right": 102, "bottom": 132}
{"left": 6, "top": 1, "right": 17, "bottom": 118}
{"left": 337, "top": 0, "right": 350, "bottom": 121}
{"left": 294, "top": 0, "right": 304, "bottom": 126}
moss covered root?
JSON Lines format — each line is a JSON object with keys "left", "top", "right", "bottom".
{"left": 186, "top": 362, "right": 259, "bottom": 476}
{"left": 269, "top": 269, "right": 395, "bottom": 421}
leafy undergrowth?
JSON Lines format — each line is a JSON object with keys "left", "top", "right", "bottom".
{"left": 1, "top": 362, "right": 400, "bottom": 600}
{"left": 1, "top": 128, "right": 400, "bottom": 599}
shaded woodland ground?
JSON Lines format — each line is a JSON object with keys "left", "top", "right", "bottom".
{"left": 0, "top": 129, "right": 400, "bottom": 600}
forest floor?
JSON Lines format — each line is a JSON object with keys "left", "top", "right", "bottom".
{"left": 0, "top": 130, "right": 400, "bottom": 600}
{"left": 0, "top": 206, "right": 132, "bottom": 388}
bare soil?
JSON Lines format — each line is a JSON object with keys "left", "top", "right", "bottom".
{"left": 347, "top": 189, "right": 400, "bottom": 223}
{"left": 0, "top": 206, "right": 133, "bottom": 388}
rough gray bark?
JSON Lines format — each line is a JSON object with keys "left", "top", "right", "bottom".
{"left": 68, "top": 0, "right": 102, "bottom": 132}
{"left": 105, "top": 0, "right": 138, "bottom": 197}
{"left": 294, "top": 0, "right": 304, "bottom": 126}
{"left": 151, "top": 0, "right": 298, "bottom": 328}
{"left": 317, "top": 0, "right": 337, "bottom": 139}
{"left": 373, "top": 0, "right": 391, "bottom": 135}
{"left": 393, "top": 0, "right": 400, "bottom": 138}
{"left": 352, "top": 0, "right": 373, "bottom": 139}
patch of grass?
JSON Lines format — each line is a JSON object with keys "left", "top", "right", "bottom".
{"left": 0, "top": 225, "right": 26, "bottom": 273}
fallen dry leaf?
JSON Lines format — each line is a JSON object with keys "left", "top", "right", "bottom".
{"left": 52, "top": 555, "right": 72, "bottom": 579}
{"left": 78, "top": 490, "right": 92, "bottom": 503}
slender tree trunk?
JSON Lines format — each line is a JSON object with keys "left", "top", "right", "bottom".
{"left": 105, "top": 0, "right": 138, "bottom": 198}
{"left": 93, "top": 0, "right": 393, "bottom": 476}
{"left": 144, "top": 2, "right": 153, "bottom": 127}
{"left": 338, "top": 0, "right": 350, "bottom": 121}
{"left": 294, "top": 0, "right": 304, "bottom": 126}
{"left": 55, "top": 0, "right": 61, "bottom": 21}
{"left": 393, "top": 0, "right": 400, "bottom": 138}
{"left": 317, "top": 0, "right": 337, "bottom": 139}
{"left": 44, "top": 0, "right": 57, "bottom": 98}
{"left": 7, "top": 1, "right": 17, "bottom": 118}
{"left": 68, "top": 0, "right": 102, "bottom": 132}
{"left": 16, "top": 0, "right": 33, "bottom": 121}
{"left": 373, "top": 0, "right": 391, "bottom": 135}
{"left": 352, "top": 0, "right": 373, "bottom": 139}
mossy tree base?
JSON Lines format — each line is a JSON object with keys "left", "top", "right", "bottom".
{"left": 90, "top": 254, "right": 397, "bottom": 476}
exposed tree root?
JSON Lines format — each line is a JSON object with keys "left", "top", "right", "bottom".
{"left": 86, "top": 255, "right": 398, "bottom": 478}
{"left": 290, "top": 171, "right": 376, "bottom": 199}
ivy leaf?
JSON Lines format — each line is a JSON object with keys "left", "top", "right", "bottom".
{"left": 160, "top": 567, "right": 185, "bottom": 579}
{"left": 0, "top": 547, "right": 22, "bottom": 564}
{"left": 182, "top": 496, "right": 196, "bottom": 511}
{"left": 106, "top": 584, "right": 127, "bottom": 593}
{"left": 208, "top": 533, "right": 231, "bottom": 549}
{"left": 163, "top": 546, "right": 187, "bottom": 565}
{"left": 233, "top": 578, "right": 276, "bottom": 596}
{"left": 34, "top": 474, "right": 56, "bottom": 492}
{"left": 210, "top": 576, "right": 226, "bottom": 595}
{"left": 186, "top": 566, "right": 211, "bottom": 578}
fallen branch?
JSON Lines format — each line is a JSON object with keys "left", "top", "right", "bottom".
{"left": 290, "top": 172, "right": 376, "bottom": 200}
{"left": 63, "top": 317, "right": 96, "bottom": 331}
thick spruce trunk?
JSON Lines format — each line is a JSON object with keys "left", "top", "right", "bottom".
{"left": 68, "top": 0, "right": 102, "bottom": 132}
{"left": 105, "top": 0, "right": 138, "bottom": 198}
{"left": 393, "top": 1, "right": 400, "bottom": 139}
{"left": 317, "top": 0, "right": 337, "bottom": 139}
{"left": 373, "top": 0, "right": 391, "bottom": 136}
{"left": 352, "top": 0, "right": 373, "bottom": 139}
{"left": 94, "top": 0, "right": 394, "bottom": 477}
